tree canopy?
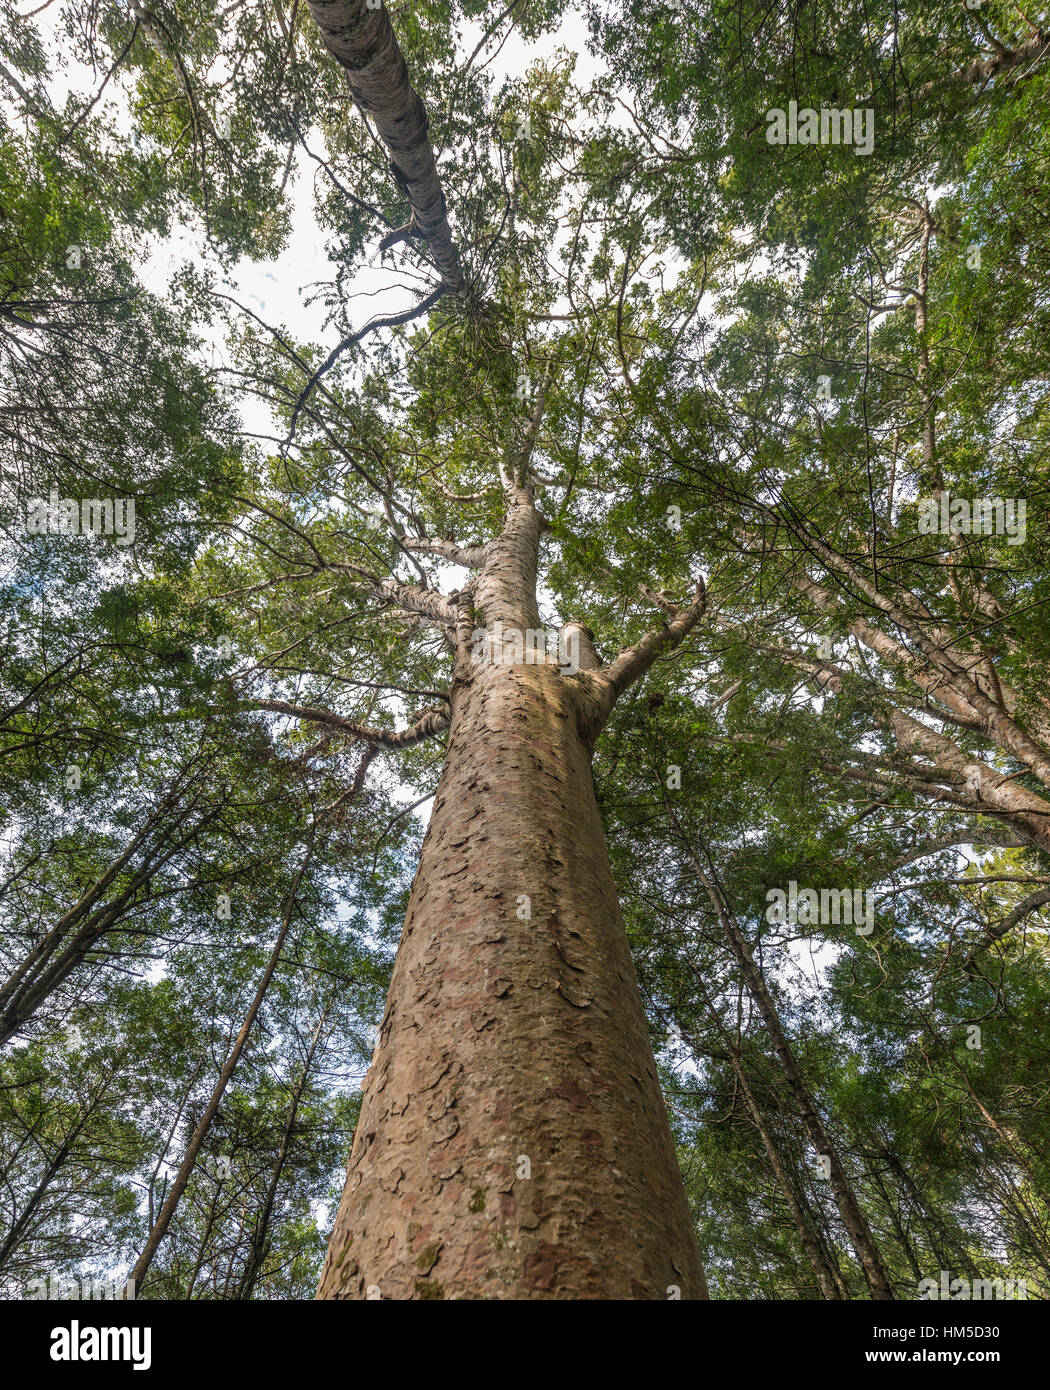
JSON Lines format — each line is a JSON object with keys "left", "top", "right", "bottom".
{"left": 1, "top": 0, "right": 1049, "bottom": 1301}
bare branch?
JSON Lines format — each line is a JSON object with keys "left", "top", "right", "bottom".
{"left": 256, "top": 698, "right": 450, "bottom": 749}
{"left": 286, "top": 283, "right": 448, "bottom": 443}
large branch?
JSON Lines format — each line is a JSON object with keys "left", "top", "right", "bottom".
{"left": 303, "top": 0, "right": 464, "bottom": 290}
{"left": 901, "top": 29, "right": 1050, "bottom": 113}
{"left": 703, "top": 726, "right": 1050, "bottom": 852}
{"left": 328, "top": 563, "right": 460, "bottom": 626}
{"left": 402, "top": 536, "right": 488, "bottom": 567}
{"left": 256, "top": 698, "right": 450, "bottom": 748}
{"left": 788, "top": 564, "right": 1050, "bottom": 787}
{"left": 869, "top": 831, "right": 1032, "bottom": 878}
{"left": 963, "top": 884, "right": 1050, "bottom": 969}
{"left": 287, "top": 283, "right": 449, "bottom": 440}
{"left": 776, "top": 627, "right": 1050, "bottom": 851}
{"left": 599, "top": 578, "right": 707, "bottom": 711}
{"left": 982, "top": 887, "right": 1050, "bottom": 944}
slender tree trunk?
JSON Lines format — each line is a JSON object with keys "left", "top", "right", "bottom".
{"left": 676, "top": 994, "right": 846, "bottom": 1299}
{"left": 0, "top": 1146, "right": 73, "bottom": 1271}
{"left": 871, "top": 1167, "right": 924, "bottom": 1284}
{"left": 789, "top": 1151, "right": 853, "bottom": 1299}
{"left": 0, "top": 803, "right": 222, "bottom": 1044}
{"left": 884, "top": 1150, "right": 979, "bottom": 1280}
{"left": 183, "top": 1194, "right": 221, "bottom": 1299}
{"left": 236, "top": 1007, "right": 329, "bottom": 1299}
{"left": 0, "top": 1068, "right": 114, "bottom": 1271}
{"left": 125, "top": 840, "right": 314, "bottom": 1294}
{"left": 670, "top": 815, "right": 897, "bottom": 1299}
{"left": 723, "top": 1043, "right": 848, "bottom": 1298}
{"left": 317, "top": 653, "right": 706, "bottom": 1298}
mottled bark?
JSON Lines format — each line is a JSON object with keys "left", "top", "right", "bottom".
{"left": 305, "top": 374, "right": 708, "bottom": 1298}
{"left": 317, "top": 651, "right": 706, "bottom": 1299}
{"left": 303, "top": 0, "right": 463, "bottom": 290}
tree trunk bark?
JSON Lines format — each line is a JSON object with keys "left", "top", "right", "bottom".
{"left": 317, "top": 656, "right": 706, "bottom": 1299}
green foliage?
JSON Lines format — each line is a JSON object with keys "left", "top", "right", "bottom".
{"left": 2, "top": 0, "right": 1049, "bottom": 1299}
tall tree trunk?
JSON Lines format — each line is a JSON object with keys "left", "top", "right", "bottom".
{"left": 0, "top": 798, "right": 222, "bottom": 1044}
{"left": 317, "top": 653, "right": 706, "bottom": 1298}
{"left": 870, "top": 1166, "right": 924, "bottom": 1283}
{"left": 883, "top": 1150, "right": 979, "bottom": 1280}
{"left": 0, "top": 1065, "right": 116, "bottom": 1272}
{"left": 235, "top": 1005, "right": 330, "bottom": 1299}
{"left": 675, "top": 992, "right": 847, "bottom": 1299}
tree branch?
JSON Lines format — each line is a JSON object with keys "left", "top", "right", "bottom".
{"left": 303, "top": 0, "right": 465, "bottom": 290}
{"left": 599, "top": 578, "right": 707, "bottom": 711}
{"left": 256, "top": 698, "right": 450, "bottom": 749}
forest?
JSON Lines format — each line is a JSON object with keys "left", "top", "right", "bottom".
{"left": 1, "top": 0, "right": 1049, "bottom": 1307}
